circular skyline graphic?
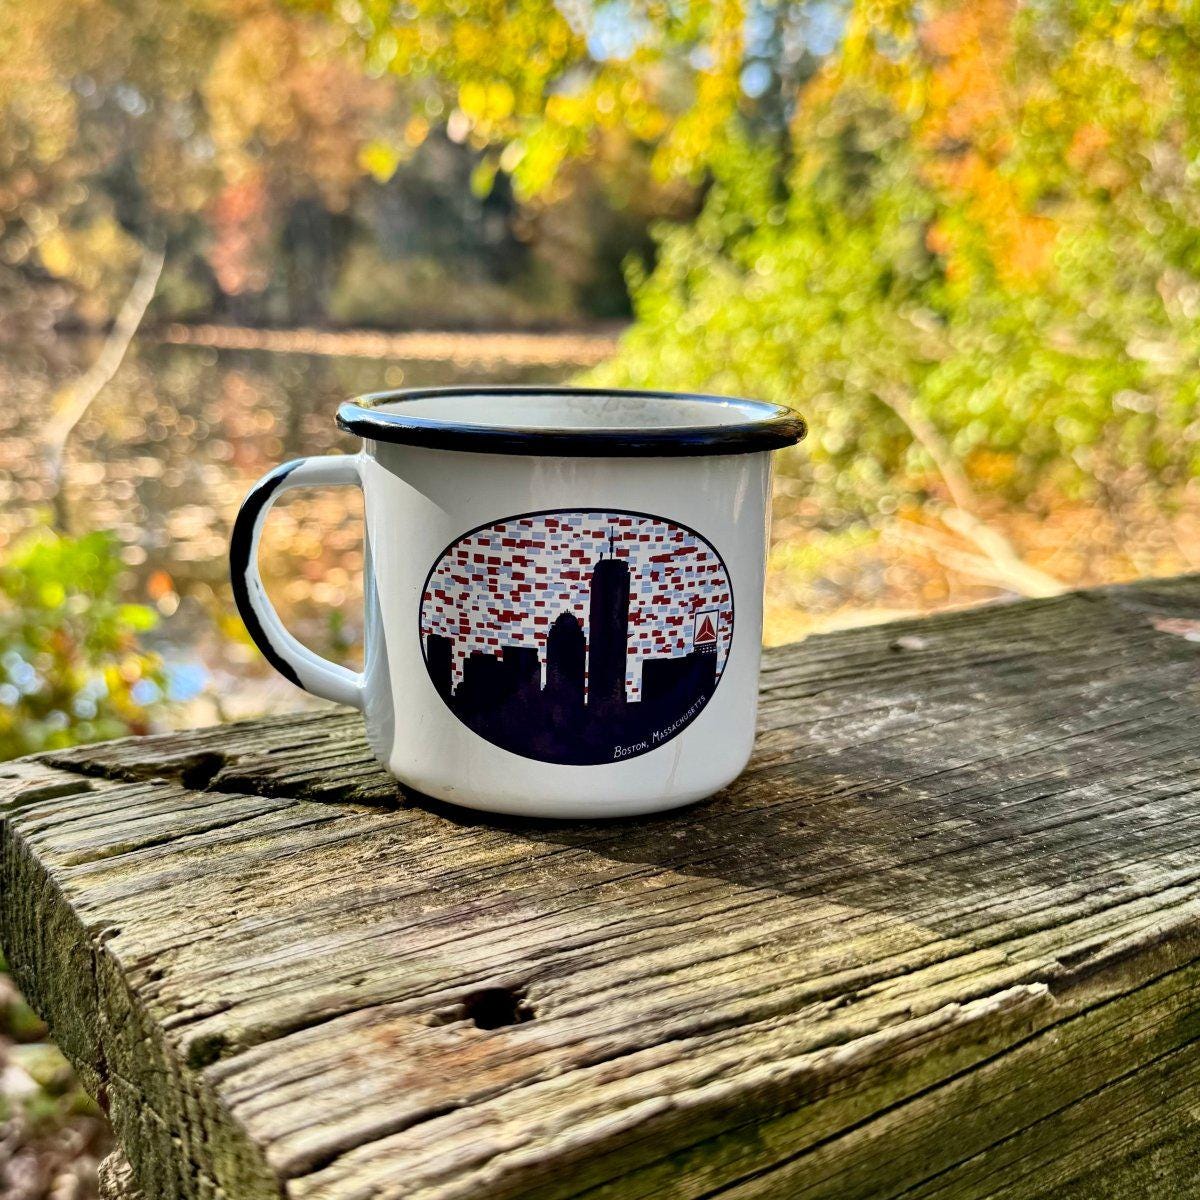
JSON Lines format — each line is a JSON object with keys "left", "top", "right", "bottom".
{"left": 419, "top": 509, "right": 734, "bottom": 765}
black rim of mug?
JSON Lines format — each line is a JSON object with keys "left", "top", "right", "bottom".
{"left": 336, "top": 385, "right": 807, "bottom": 457}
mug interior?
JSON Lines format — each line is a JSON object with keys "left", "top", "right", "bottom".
{"left": 372, "top": 390, "right": 774, "bottom": 432}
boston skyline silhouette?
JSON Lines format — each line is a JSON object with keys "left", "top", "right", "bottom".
{"left": 424, "top": 529, "right": 721, "bottom": 765}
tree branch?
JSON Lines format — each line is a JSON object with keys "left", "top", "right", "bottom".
{"left": 46, "top": 241, "right": 166, "bottom": 531}
{"left": 874, "top": 383, "right": 1064, "bottom": 598}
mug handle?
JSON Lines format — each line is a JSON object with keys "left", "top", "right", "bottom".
{"left": 230, "top": 455, "right": 365, "bottom": 710}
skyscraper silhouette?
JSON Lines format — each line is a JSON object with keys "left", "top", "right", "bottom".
{"left": 642, "top": 648, "right": 717, "bottom": 709}
{"left": 457, "top": 651, "right": 505, "bottom": 718}
{"left": 588, "top": 533, "right": 629, "bottom": 710}
{"left": 426, "top": 633, "right": 454, "bottom": 702}
{"left": 501, "top": 645, "right": 540, "bottom": 699}
{"left": 545, "top": 612, "right": 586, "bottom": 710}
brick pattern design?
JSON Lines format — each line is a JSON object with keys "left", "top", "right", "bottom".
{"left": 421, "top": 510, "right": 732, "bottom": 701}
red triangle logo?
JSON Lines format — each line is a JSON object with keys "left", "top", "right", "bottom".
{"left": 695, "top": 615, "right": 716, "bottom": 643}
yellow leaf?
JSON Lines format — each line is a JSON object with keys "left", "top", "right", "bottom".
{"left": 470, "top": 157, "right": 498, "bottom": 198}
{"left": 358, "top": 140, "right": 403, "bottom": 183}
{"left": 404, "top": 116, "right": 430, "bottom": 148}
{"left": 486, "top": 81, "right": 515, "bottom": 121}
{"left": 458, "top": 80, "right": 487, "bottom": 119}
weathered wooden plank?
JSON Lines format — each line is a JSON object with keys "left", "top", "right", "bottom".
{"left": 3, "top": 576, "right": 1200, "bottom": 1199}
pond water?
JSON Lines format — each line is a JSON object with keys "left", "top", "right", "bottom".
{"left": 0, "top": 338, "right": 583, "bottom": 724}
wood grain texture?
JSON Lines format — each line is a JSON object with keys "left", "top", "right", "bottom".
{"left": 4, "top": 576, "right": 1200, "bottom": 1199}
{"left": 99, "top": 1148, "right": 143, "bottom": 1200}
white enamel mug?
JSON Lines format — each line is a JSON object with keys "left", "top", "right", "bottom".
{"left": 231, "top": 386, "right": 805, "bottom": 818}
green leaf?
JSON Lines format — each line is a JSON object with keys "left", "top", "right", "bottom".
{"left": 117, "top": 604, "right": 159, "bottom": 632}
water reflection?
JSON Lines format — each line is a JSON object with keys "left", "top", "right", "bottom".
{"left": 0, "top": 339, "right": 578, "bottom": 721}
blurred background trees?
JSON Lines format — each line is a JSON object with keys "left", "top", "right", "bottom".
{"left": 6, "top": 0, "right": 1198, "bottom": 532}
{"left": 315, "top": 0, "right": 1200, "bottom": 607}
{"left": 0, "top": 0, "right": 674, "bottom": 335}
{"left": 602, "top": 0, "right": 1200, "bottom": 539}
{"left": 0, "top": 529, "right": 162, "bottom": 758}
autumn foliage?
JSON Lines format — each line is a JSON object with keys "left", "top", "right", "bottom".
{"left": 594, "top": 0, "right": 1200, "bottom": 536}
